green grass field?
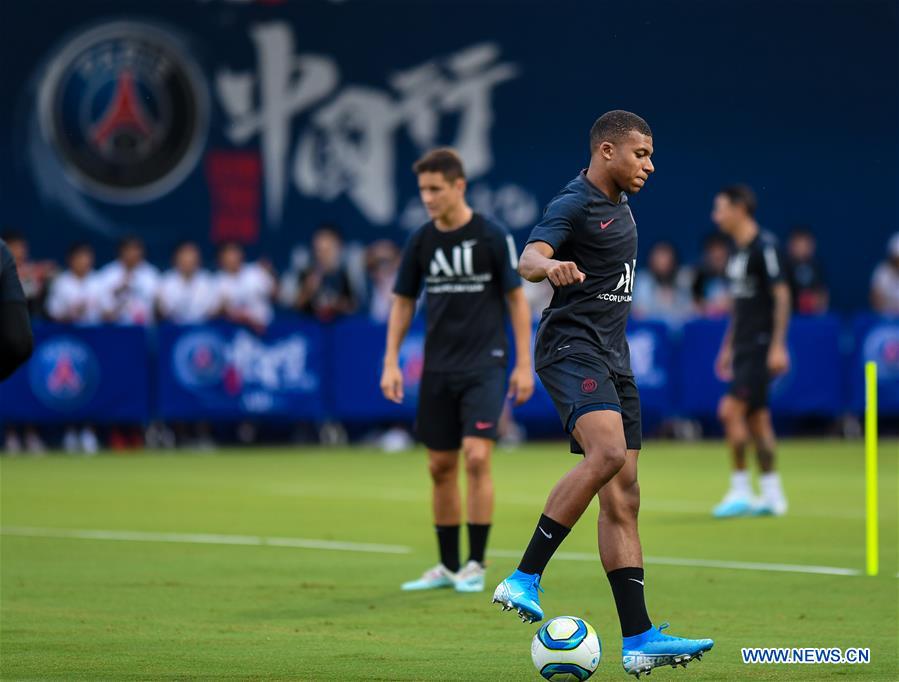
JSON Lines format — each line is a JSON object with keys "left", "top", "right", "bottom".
{"left": 1, "top": 440, "right": 897, "bottom": 680}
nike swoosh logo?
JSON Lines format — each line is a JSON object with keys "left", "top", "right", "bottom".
{"left": 600, "top": 219, "right": 615, "bottom": 229}
{"left": 628, "top": 578, "right": 644, "bottom": 586}
{"left": 475, "top": 421, "right": 494, "bottom": 430}
{"left": 538, "top": 527, "right": 553, "bottom": 539}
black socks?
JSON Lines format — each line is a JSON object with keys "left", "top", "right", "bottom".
{"left": 607, "top": 567, "right": 652, "bottom": 637}
{"left": 467, "top": 523, "right": 491, "bottom": 566}
{"left": 436, "top": 523, "right": 493, "bottom": 570}
{"left": 517, "top": 514, "right": 571, "bottom": 575}
{"left": 435, "top": 525, "right": 460, "bottom": 572}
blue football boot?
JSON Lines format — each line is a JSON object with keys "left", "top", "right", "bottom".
{"left": 712, "top": 490, "right": 753, "bottom": 518}
{"left": 622, "top": 623, "right": 714, "bottom": 678}
{"left": 491, "top": 569, "right": 544, "bottom": 623}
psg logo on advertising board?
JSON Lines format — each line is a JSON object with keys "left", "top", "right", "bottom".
{"left": 173, "top": 331, "right": 230, "bottom": 390}
{"left": 37, "top": 21, "right": 209, "bottom": 203}
{"left": 863, "top": 324, "right": 899, "bottom": 381}
{"left": 28, "top": 337, "right": 100, "bottom": 411}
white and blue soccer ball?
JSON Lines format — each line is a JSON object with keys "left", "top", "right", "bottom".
{"left": 531, "top": 616, "right": 601, "bottom": 681}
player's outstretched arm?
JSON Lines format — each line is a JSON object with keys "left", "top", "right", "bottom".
{"left": 381, "top": 294, "right": 416, "bottom": 403}
{"left": 518, "top": 242, "right": 585, "bottom": 286}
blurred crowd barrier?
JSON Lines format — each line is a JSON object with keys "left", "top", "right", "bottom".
{"left": 1, "top": 315, "right": 896, "bottom": 426}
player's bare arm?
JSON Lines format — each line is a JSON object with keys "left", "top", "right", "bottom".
{"left": 505, "top": 286, "right": 535, "bottom": 406}
{"left": 380, "top": 294, "right": 416, "bottom": 403}
{"left": 518, "top": 241, "right": 585, "bottom": 286}
{"left": 767, "top": 282, "right": 791, "bottom": 375}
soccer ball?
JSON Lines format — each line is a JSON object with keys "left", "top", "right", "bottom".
{"left": 531, "top": 616, "right": 601, "bottom": 681}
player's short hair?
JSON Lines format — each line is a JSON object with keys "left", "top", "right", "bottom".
{"left": 590, "top": 110, "right": 652, "bottom": 149}
{"left": 718, "top": 184, "right": 758, "bottom": 217}
{"left": 118, "top": 234, "right": 144, "bottom": 252}
{"left": 67, "top": 241, "right": 92, "bottom": 258}
{"left": 1, "top": 229, "right": 25, "bottom": 245}
{"left": 412, "top": 148, "right": 466, "bottom": 182}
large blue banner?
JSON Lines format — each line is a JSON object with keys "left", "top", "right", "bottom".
{"left": 680, "top": 316, "right": 844, "bottom": 417}
{"left": 156, "top": 322, "right": 324, "bottom": 420}
{"left": 1, "top": 0, "right": 896, "bottom": 313}
{"left": 0, "top": 325, "right": 149, "bottom": 423}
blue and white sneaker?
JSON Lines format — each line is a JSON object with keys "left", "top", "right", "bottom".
{"left": 712, "top": 490, "right": 753, "bottom": 518}
{"left": 455, "top": 560, "right": 486, "bottom": 593}
{"left": 622, "top": 623, "right": 714, "bottom": 678}
{"left": 400, "top": 564, "right": 456, "bottom": 591}
{"left": 751, "top": 495, "right": 788, "bottom": 516}
{"left": 491, "top": 569, "right": 544, "bottom": 623}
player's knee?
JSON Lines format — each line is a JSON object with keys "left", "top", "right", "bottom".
{"left": 602, "top": 481, "right": 640, "bottom": 523}
{"left": 428, "top": 456, "right": 457, "bottom": 483}
{"left": 462, "top": 441, "right": 491, "bottom": 477}
{"left": 584, "top": 442, "right": 626, "bottom": 479}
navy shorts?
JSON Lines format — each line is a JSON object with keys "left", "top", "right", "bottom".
{"left": 537, "top": 354, "right": 642, "bottom": 453}
{"left": 415, "top": 367, "right": 506, "bottom": 451}
{"left": 729, "top": 347, "right": 770, "bottom": 412}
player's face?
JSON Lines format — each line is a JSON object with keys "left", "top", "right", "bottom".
{"left": 418, "top": 172, "right": 466, "bottom": 221}
{"left": 608, "top": 131, "right": 654, "bottom": 194}
{"left": 70, "top": 249, "right": 93, "bottom": 276}
{"left": 175, "top": 245, "right": 200, "bottom": 274}
{"left": 219, "top": 246, "right": 243, "bottom": 273}
{"left": 711, "top": 195, "right": 742, "bottom": 234}
{"left": 120, "top": 243, "right": 144, "bottom": 268}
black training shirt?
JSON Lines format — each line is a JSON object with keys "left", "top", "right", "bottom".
{"left": 0, "top": 240, "right": 26, "bottom": 303}
{"left": 394, "top": 213, "right": 521, "bottom": 372}
{"left": 726, "top": 230, "right": 787, "bottom": 351}
{"left": 527, "top": 172, "right": 638, "bottom": 375}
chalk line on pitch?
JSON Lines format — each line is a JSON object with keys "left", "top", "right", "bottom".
{"left": 2, "top": 526, "right": 880, "bottom": 577}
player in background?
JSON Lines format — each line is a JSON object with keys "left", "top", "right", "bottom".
{"left": 0, "top": 238, "right": 34, "bottom": 381}
{"left": 711, "top": 185, "right": 791, "bottom": 517}
{"left": 381, "top": 148, "right": 534, "bottom": 593}
{"left": 491, "top": 111, "right": 713, "bottom": 677}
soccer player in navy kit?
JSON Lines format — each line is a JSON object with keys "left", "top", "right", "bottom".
{"left": 491, "top": 111, "right": 713, "bottom": 677}
{"left": 711, "top": 185, "right": 790, "bottom": 518}
{"left": 0, "top": 238, "right": 34, "bottom": 381}
{"left": 381, "top": 148, "right": 535, "bottom": 593}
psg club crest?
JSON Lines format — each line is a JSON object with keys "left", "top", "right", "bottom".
{"left": 37, "top": 21, "right": 209, "bottom": 203}
{"left": 28, "top": 337, "right": 100, "bottom": 411}
{"left": 173, "top": 331, "right": 230, "bottom": 391}
{"left": 863, "top": 324, "right": 899, "bottom": 381}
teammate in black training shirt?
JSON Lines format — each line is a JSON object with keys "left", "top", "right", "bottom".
{"left": 0, "top": 238, "right": 34, "bottom": 381}
{"left": 381, "top": 148, "right": 534, "bottom": 593}
{"left": 712, "top": 185, "right": 790, "bottom": 518}
{"left": 491, "top": 111, "right": 713, "bottom": 677}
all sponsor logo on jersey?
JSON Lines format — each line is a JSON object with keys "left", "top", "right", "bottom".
{"left": 426, "top": 241, "right": 493, "bottom": 294}
{"left": 37, "top": 21, "right": 209, "bottom": 203}
{"left": 597, "top": 259, "right": 636, "bottom": 303}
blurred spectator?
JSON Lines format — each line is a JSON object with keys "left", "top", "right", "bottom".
{"left": 691, "top": 232, "right": 732, "bottom": 317}
{"left": 215, "top": 242, "right": 276, "bottom": 331}
{"left": 365, "top": 239, "right": 401, "bottom": 322}
{"left": 96, "top": 235, "right": 159, "bottom": 325}
{"left": 295, "top": 225, "right": 359, "bottom": 322}
{"left": 870, "top": 233, "right": 899, "bottom": 315}
{"left": 632, "top": 241, "right": 693, "bottom": 326}
{"left": 157, "top": 242, "right": 219, "bottom": 324}
{"left": 785, "top": 226, "right": 829, "bottom": 315}
{"left": 46, "top": 243, "right": 102, "bottom": 324}
{"left": 2, "top": 230, "right": 56, "bottom": 319}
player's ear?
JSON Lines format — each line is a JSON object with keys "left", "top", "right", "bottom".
{"left": 454, "top": 177, "right": 467, "bottom": 193}
{"left": 599, "top": 141, "right": 615, "bottom": 160}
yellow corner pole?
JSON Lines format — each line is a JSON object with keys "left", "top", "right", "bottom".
{"left": 864, "top": 361, "right": 878, "bottom": 577}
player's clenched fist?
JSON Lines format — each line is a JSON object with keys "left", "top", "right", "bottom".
{"left": 545, "top": 260, "right": 586, "bottom": 287}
